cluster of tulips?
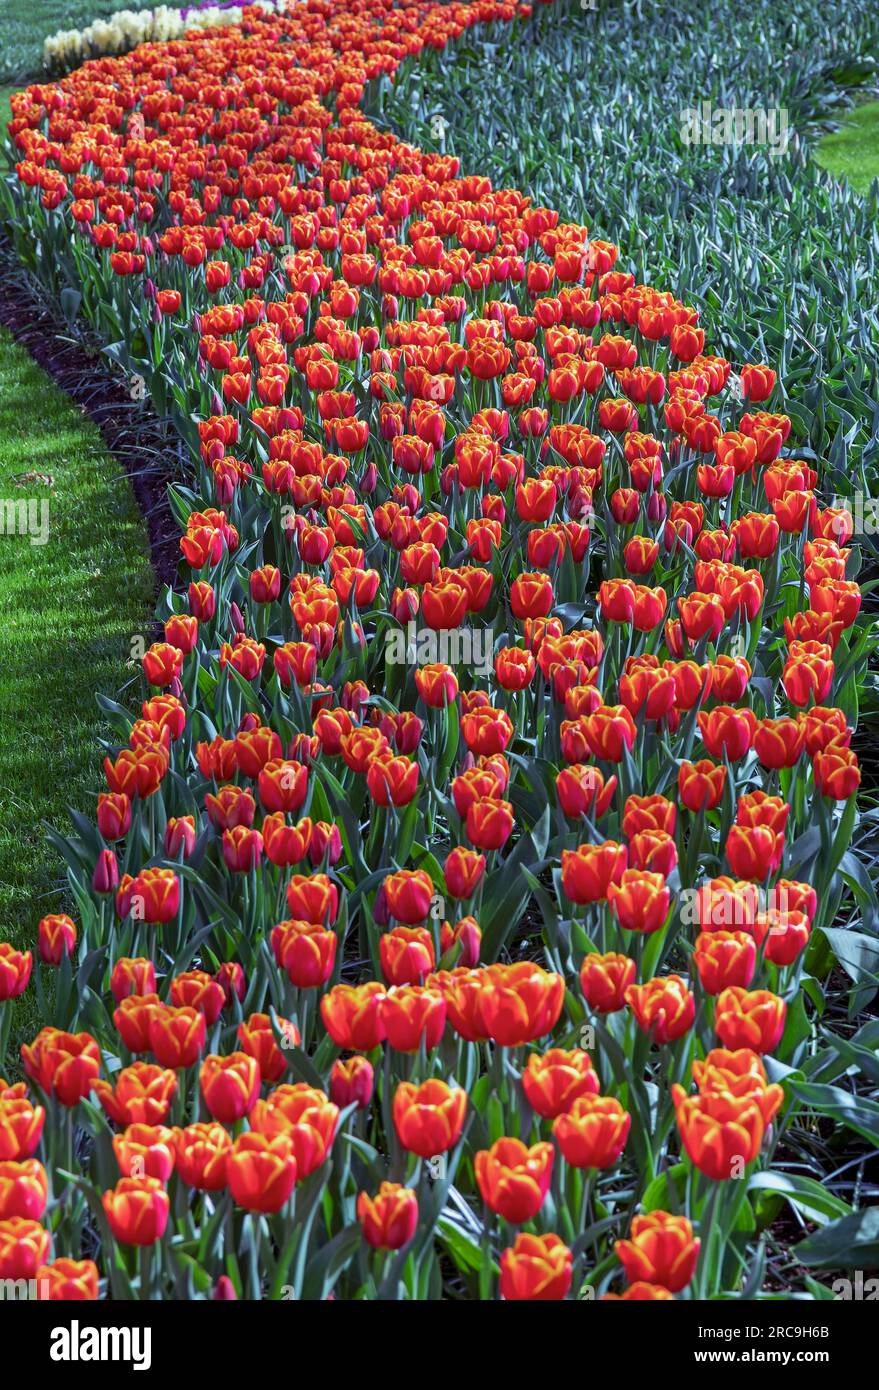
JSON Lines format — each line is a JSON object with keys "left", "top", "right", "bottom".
{"left": 0, "top": 0, "right": 870, "bottom": 1299}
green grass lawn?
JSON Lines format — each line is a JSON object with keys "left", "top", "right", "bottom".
{"left": 816, "top": 100, "right": 879, "bottom": 194}
{"left": 0, "top": 325, "right": 153, "bottom": 1016}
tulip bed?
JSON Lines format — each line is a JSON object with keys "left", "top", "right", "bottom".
{"left": 0, "top": 0, "right": 877, "bottom": 1302}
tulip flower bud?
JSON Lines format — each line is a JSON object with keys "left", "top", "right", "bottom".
{"left": 330, "top": 1056, "right": 374, "bottom": 1110}
{"left": 92, "top": 850, "right": 119, "bottom": 897}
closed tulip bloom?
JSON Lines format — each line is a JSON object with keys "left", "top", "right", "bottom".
{"left": 113, "top": 993, "right": 159, "bottom": 1054}
{"left": 714, "top": 987, "right": 786, "bottom": 1054}
{"left": 500, "top": 1232, "right": 572, "bottom": 1301}
{"left": 321, "top": 981, "right": 387, "bottom": 1051}
{"left": 379, "top": 926, "right": 435, "bottom": 986}
{"left": 102, "top": 1177, "right": 169, "bottom": 1246}
{"left": 97, "top": 791, "right": 132, "bottom": 840}
{"left": 694, "top": 931, "right": 756, "bottom": 994}
{"left": 628, "top": 829, "right": 677, "bottom": 877}
{"left": 753, "top": 717, "right": 806, "bottom": 769}
{"left": 381, "top": 985, "right": 446, "bottom": 1053}
{"left": 477, "top": 962, "right": 565, "bottom": 1046}
{"left": 608, "top": 870, "right": 670, "bottom": 934}
{"left": 170, "top": 970, "right": 226, "bottom": 1023}
{"left": 698, "top": 706, "right": 757, "bottom": 761}
{"left": 0, "top": 1159, "right": 48, "bottom": 1220}
{"left": 0, "top": 1089, "right": 44, "bottom": 1160}
{"left": 579, "top": 952, "right": 636, "bottom": 1014}
{"left": 440, "top": 915, "right": 482, "bottom": 967}
{"left": 21, "top": 1028, "right": 100, "bottom": 1106}
{"left": 285, "top": 873, "right": 338, "bottom": 925}
{"left": 174, "top": 1123, "right": 231, "bottom": 1192}
{"left": 495, "top": 645, "right": 536, "bottom": 691}
{"left": 37, "top": 914, "right": 76, "bottom": 966}
{"left": 237, "top": 1013, "right": 299, "bottom": 1084}
{"left": 615, "top": 1212, "right": 699, "bottom": 1292}
{"left": 678, "top": 759, "right": 726, "bottom": 812}
{"left": 0, "top": 943, "right": 32, "bottom": 1001}
{"left": 258, "top": 758, "right": 308, "bottom": 814}
{"left": 367, "top": 754, "right": 420, "bottom": 807}
{"left": 460, "top": 706, "right": 514, "bottom": 756}
{"left": 113, "top": 1124, "right": 176, "bottom": 1183}
{"left": 272, "top": 918, "right": 337, "bottom": 988}
{"left": 672, "top": 1085, "right": 766, "bottom": 1180}
{"left": 142, "top": 641, "right": 184, "bottom": 687}
{"left": 553, "top": 1096, "right": 631, "bottom": 1169}
{"left": 200, "top": 1053, "right": 260, "bottom": 1124}
{"left": 622, "top": 794, "right": 676, "bottom": 838}
{"left": 725, "top": 824, "right": 780, "bottom": 881}
{"left": 510, "top": 572, "right": 554, "bottom": 621}
{"left": 250, "top": 1083, "right": 339, "bottom": 1178}
{"left": 0, "top": 1217, "right": 51, "bottom": 1278}
{"left": 585, "top": 704, "right": 638, "bottom": 761}
{"left": 357, "top": 1182, "right": 418, "bottom": 1250}
{"left": 164, "top": 815, "right": 196, "bottom": 859}
{"left": 814, "top": 743, "right": 861, "bottom": 800}
{"left": 626, "top": 976, "right": 695, "bottom": 1045}
{"left": 556, "top": 764, "right": 617, "bottom": 820}
{"left": 227, "top": 1132, "right": 297, "bottom": 1213}
{"left": 36, "top": 1258, "right": 100, "bottom": 1300}
{"left": 445, "top": 846, "right": 486, "bottom": 899}
{"left": 222, "top": 825, "right": 263, "bottom": 873}
{"left": 475, "top": 1138, "right": 554, "bottom": 1223}
{"left": 740, "top": 364, "right": 776, "bottom": 402}
{"left": 561, "top": 841, "right": 628, "bottom": 904}
{"left": 109, "top": 957, "right": 156, "bottom": 1004}
{"left": 521, "top": 1049, "right": 599, "bottom": 1118}
{"left": 393, "top": 1079, "right": 467, "bottom": 1158}
{"left": 414, "top": 663, "right": 459, "bottom": 708}
{"left": 116, "top": 867, "right": 180, "bottom": 924}
{"left": 147, "top": 1005, "right": 206, "bottom": 1070}
{"left": 466, "top": 796, "right": 514, "bottom": 851}
{"left": 384, "top": 868, "right": 435, "bottom": 924}
{"left": 692, "top": 1049, "right": 784, "bottom": 1126}
{"left": 330, "top": 1056, "right": 374, "bottom": 1111}
{"left": 93, "top": 1063, "right": 177, "bottom": 1127}
{"left": 758, "top": 911, "right": 811, "bottom": 967}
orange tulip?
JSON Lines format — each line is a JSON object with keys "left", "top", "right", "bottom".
{"left": 227, "top": 1132, "right": 297, "bottom": 1213}
{"left": 393, "top": 1079, "right": 467, "bottom": 1158}
{"left": 714, "top": 987, "right": 786, "bottom": 1054}
{"left": 477, "top": 962, "right": 565, "bottom": 1046}
{"left": 615, "top": 1212, "right": 699, "bottom": 1292}
{"left": 200, "top": 1053, "right": 260, "bottom": 1124}
{"left": 553, "top": 1095, "right": 631, "bottom": 1169}
{"left": 475, "top": 1138, "right": 554, "bottom": 1223}
{"left": 357, "top": 1182, "right": 418, "bottom": 1250}
{"left": 250, "top": 1083, "right": 339, "bottom": 1177}
{"left": 499, "top": 1232, "right": 572, "bottom": 1301}
{"left": 102, "top": 1177, "right": 169, "bottom": 1246}
{"left": 0, "top": 1159, "right": 47, "bottom": 1220}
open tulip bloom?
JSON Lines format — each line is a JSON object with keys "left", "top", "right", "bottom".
{"left": 0, "top": 0, "right": 876, "bottom": 1306}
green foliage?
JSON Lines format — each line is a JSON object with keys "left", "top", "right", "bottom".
{"left": 377, "top": 0, "right": 879, "bottom": 486}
